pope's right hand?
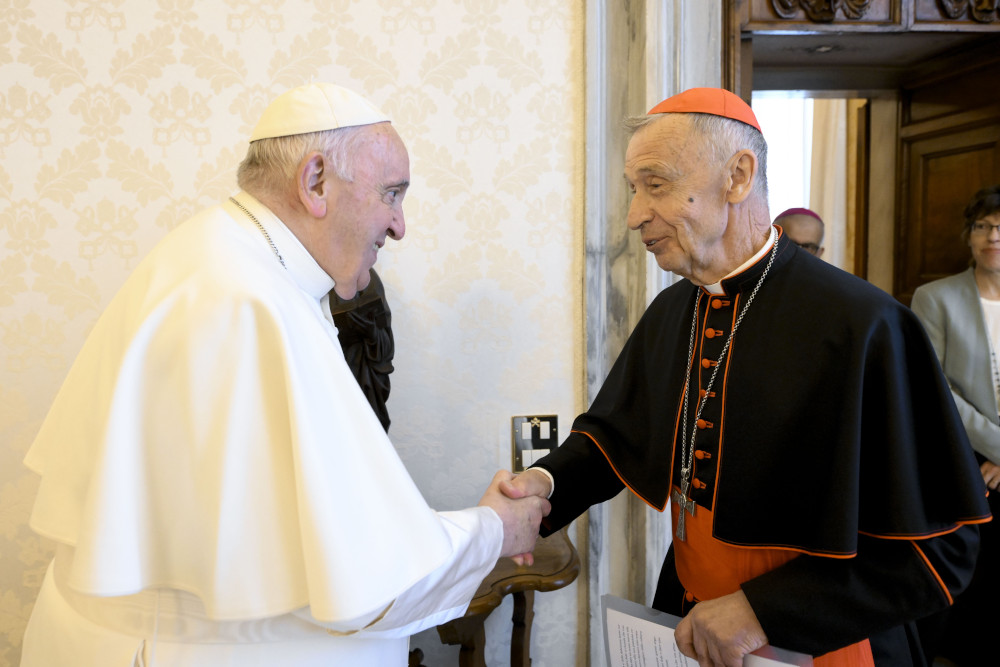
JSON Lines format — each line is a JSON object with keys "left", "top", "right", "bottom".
{"left": 495, "top": 469, "right": 554, "bottom": 565}
{"left": 500, "top": 468, "right": 553, "bottom": 501}
{"left": 478, "top": 470, "right": 551, "bottom": 561}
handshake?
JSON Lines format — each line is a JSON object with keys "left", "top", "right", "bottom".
{"left": 477, "top": 469, "right": 554, "bottom": 566}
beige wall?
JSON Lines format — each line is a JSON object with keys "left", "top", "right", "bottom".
{"left": 0, "top": 2, "right": 584, "bottom": 665}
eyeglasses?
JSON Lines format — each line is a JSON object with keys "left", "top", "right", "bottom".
{"left": 970, "top": 222, "right": 1000, "bottom": 236}
{"left": 793, "top": 241, "right": 821, "bottom": 255}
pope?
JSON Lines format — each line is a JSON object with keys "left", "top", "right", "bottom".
{"left": 20, "top": 83, "right": 550, "bottom": 666}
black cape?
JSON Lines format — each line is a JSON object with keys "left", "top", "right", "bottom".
{"left": 541, "top": 232, "right": 988, "bottom": 557}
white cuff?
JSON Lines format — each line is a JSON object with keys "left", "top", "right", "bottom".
{"left": 529, "top": 466, "right": 556, "bottom": 499}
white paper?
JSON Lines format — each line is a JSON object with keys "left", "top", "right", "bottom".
{"left": 602, "top": 595, "right": 813, "bottom": 667}
{"left": 605, "top": 606, "right": 690, "bottom": 666}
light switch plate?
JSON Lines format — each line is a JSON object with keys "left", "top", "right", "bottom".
{"left": 511, "top": 415, "right": 558, "bottom": 472}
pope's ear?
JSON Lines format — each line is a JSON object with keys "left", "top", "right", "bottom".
{"left": 297, "top": 152, "right": 329, "bottom": 219}
{"left": 726, "top": 149, "right": 757, "bottom": 205}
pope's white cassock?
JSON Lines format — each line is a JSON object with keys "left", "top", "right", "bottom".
{"left": 20, "top": 191, "right": 502, "bottom": 666}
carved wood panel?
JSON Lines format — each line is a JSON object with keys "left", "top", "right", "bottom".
{"left": 749, "top": 0, "right": 896, "bottom": 25}
{"left": 771, "top": 0, "right": 876, "bottom": 20}
{"left": 748, "top": 0, "right": 1000, "bottom": 26}
{"left": 917, "top": 0, "right": 1000, "bottom": 23}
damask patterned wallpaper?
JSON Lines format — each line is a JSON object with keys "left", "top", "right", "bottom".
{"left": 0, "top": 1, "right": 584, "bottom": 665}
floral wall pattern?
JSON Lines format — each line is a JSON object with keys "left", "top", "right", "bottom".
{"left": 0, "top": 1, "right": 584, "bottom": 664}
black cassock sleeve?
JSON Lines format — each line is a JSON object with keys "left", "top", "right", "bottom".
{"left": 534, "top": 433, "right": 624, "bottom": 536}
{"left": 742, "top": 525, "right": 980, "bottom": 658}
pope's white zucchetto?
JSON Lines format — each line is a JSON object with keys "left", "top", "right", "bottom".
{"left": 249, "top": 83, "right": 390, "bottom": 142}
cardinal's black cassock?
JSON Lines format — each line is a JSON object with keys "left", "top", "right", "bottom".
{"left": 535, "top": 229, "right": 990, "bottom": 665}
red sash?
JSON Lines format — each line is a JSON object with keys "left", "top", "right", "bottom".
{"left": 671, "top": 500, "right": 874, "bottom": 667}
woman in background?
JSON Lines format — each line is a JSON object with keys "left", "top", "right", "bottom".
{"left": 912, "top": 184, "right": 1000, "bottom": 667}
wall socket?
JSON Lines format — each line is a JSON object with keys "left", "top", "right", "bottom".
{"left": 511, "top": 415, "right": 558, "bottom": 472}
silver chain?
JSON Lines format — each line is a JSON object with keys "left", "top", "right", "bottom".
{"left": 229, "top": 197, "right": 286, "bottom": 269}
{"left": 677, "top": 238, "right": 780, "bottom": 492}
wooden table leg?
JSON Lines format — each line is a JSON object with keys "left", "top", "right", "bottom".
{"left": 436, "top": 528, "right": 579, "bottom": 666}
{"left": 436, "top": 613, "right": 488, "bottom": 667}
{"left": 511, "top": 589, "right": 535, "bottom": 667}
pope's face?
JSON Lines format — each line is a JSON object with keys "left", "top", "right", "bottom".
{"left": 970, "top": 211, "right": 1000, "bottom": 275}
{"left": 323, "top": 123, "right": 408, "bottom": 299}
{"left": 624, "top": 114, "right": 732, "bottom": 285}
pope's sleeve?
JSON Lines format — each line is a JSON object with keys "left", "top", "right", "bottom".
{"left": 293, "top": 506, "right": 503, "bottom": 637}
{"left": 911, "top": 285, "right": 1000, "bottom": 464}
{"left": 741, "top": 527, "right": 979, "bottom": 656}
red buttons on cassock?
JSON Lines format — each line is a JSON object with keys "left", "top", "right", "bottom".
{"left": 701, "top": 358, "right": 717, "bottom": 368}
{"left": 696, "top": 419, "right": 713, "bottom": 429}
{"left": 704, "top": 328, "right": 724, "bottom": 339}
{"left": 695, "top": 450, "right": 712, "bottom": 460}
{"left": 684, "top": 591, "right": 695, "bottom": 602}
{"left": 711, "top": 299, "right": 731, "bottom": 309}
{"left": 692, "top": 479, "right": 707, "bottom": 490}
{"left": 698, "top": 389, "right": 716, "bottom": 398}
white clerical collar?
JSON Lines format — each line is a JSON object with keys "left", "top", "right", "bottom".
{"left": 702, "top": 225, "right": 778, "bottom": 295}
{"left": 227, "top": 191, "right": 335, "bottom": 301}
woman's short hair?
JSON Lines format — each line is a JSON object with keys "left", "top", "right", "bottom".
{"left": 961, "top": 184, "right": 1000, "bottom": 243}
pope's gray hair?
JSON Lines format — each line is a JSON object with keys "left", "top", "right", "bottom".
{"left": 236, "top": 124, "right": 375, "bottom": 197}
{"left": 624, "top": 112, "right": 769, "bottom": 201}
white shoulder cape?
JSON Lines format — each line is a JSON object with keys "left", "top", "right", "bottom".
{"left": 24, "top": 194, "right": 456, "bottom": 622}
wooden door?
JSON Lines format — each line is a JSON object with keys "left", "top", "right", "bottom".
{"left": 895, "top": 47, "right": 1000, "bottom": 303}
{"left": 723, "top": 0, "right": 1000, "bottom": 301}
{"left": 851, "top": 100, "right": 871, "bottom": 279}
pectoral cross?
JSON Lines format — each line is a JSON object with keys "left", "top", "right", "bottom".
{"left": 671, "top": 478, "right": 697, "bottom": 541}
